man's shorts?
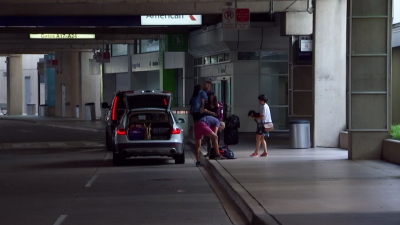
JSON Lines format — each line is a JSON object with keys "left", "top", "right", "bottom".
{"left": 256, "top": 123, "right": 269, "bottom": 137}
{"left": 194, "top": 122, "right": 213, "bottom": 140}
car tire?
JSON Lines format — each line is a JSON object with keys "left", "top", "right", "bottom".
{"left": 175, "top": 150, "right": 185, "bottom": 164}
{"left": 113, "top": 152, "right": 125, "bottom": 166}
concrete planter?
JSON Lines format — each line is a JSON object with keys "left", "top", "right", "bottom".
{"left": 382, "top": 139, "right": 400, "bottom": 166}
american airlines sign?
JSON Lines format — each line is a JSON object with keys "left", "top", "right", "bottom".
{"left": 141, "top": 15, "right": 202, "bottom": 26}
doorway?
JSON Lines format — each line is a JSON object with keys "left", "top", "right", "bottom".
{"left": 210, "top": 76, "right": 232, "bottom": 120}
{"left": 24, "top": 76, "right": 31, "bottom": 114}
{"left": 61, "top": 84, "right": 66, "bottom": 117}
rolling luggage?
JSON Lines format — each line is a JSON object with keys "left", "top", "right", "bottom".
{"left": 224, "top": 127, "right": 239, "bottom": 145}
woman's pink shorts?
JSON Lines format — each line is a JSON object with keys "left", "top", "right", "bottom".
{"left": 194, "top": 122, "right": 213, "bottom": 140}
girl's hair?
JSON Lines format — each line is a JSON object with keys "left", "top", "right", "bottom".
{"left": 209, "top": 93, "right": 217, "bottom": 104}
{"left": 192, "top": 85, "right": 202, "bottom": 98}
{"left": 258, "top": 94, "right": 268, "bottom": 103}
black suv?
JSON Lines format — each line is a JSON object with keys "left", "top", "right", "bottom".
{"left": 104, "top": 91, "right": 133, "bottom": 151}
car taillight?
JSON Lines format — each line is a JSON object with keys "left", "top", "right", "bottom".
{"left": 112, "top": 96, "right": 118, "bottom": 120}
{"left": 171, "top": 128, "right": 181, "bottom": 134}
{"left": 117, "top": 129, "right": 126, "bottom": 135}
{"left": 164, "top": 98, "right": 167, "bottom": 106}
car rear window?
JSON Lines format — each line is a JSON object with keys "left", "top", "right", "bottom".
{"left": 126, "top": 95, "right": 169, "bottom": 109}
{"left": 115, "top": 93, "right": 127, "bottom": 109}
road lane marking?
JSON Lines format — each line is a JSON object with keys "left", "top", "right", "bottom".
{"left": 85, "top": 175, "right": 98, "bottom": 187}
{"left": 103, "top": 152, "right": 111, "bottom": 161}
{"left": 53, "top": 215, "right": 68, "bottom": 225}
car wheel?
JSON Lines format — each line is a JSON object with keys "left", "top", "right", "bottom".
{"left": 175, "top": 149, "right": 185, "bottom": 164}
{"left": 113, "top": 152, "right": 125, "bottom": 166}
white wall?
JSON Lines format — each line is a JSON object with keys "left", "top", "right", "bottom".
{"left": 233, "top": 61, "right": 261, "bottom": 132}
{"left": 394, "top": 0, "right": 400, "bottom": 24}
{"left": 131, "top": 71, "right": 160, "bottom": 91}
{"left": 81, "top": 52, "right": 101, "bottom": 119}
{"left": 116, "top": 73, "right": 131, "bottom": 92}
{"left": 0, "top": 55, "right": 43, "bottom": 114}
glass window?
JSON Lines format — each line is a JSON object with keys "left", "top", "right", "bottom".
{"left": 238, "top": 52, "right": 260, "bottom": 60}
{"left": 111, "top": 44, "right": 128, "bottom": 57}
{"left": 224, "top": 52, "right": 231, "bottom": 61}
{"left": 140, "top": 39, "right": 160, "bottom": 53}
{"left": 260, "top": 62, "right": 288, "bottom": 74}
{"left": 211, "top": 55, "right": 218, "bottom": 64}
{"left": 218, "top": 54, "right": 224, "bottom": 62}
{"left": 261, "top": 51, "right": 289, "bottom": 61}
{"left": 204, "top": 56, "right": 210, "bottom": 65}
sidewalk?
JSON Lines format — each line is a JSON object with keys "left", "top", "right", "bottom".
{"left": 189, "top": 134, "right": 400, "bottom": 225}
{"left": 0, "top": 115, "right": 106, "bottom": 132}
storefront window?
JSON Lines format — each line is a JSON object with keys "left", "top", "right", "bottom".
{"left": 204, "top": 56, "right": 210, "bottom": 65}
{"left": 111, "top": 44, "right": 128, "bottom": 57}
{"left": 211, "top": 55, "right": 218, "bottom": 64}
{"left": 224, "top": 52, "right": 231, "bottom": 61}
{"left": 218, "top": 54, "right": 224, "bottom": 62}
{"left": 238, "top": 52, "right": 260, "bottom": 60}
{"left": 261, "top": 51, "right": 289, "bottom": 61}
{"left": 140, "top": 39, "right": 160, "bottom": 53}
{"left": 260, "top": 50, "right": 289, "bottom": 130}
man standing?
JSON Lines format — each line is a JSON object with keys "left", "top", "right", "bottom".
{"left": 194, "top": 115, "right": 225, "bottom": 166}
{"left": 204, "top": 80, "right": 212, "bottom": 96}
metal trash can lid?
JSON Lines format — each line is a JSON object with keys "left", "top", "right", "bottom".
{"left": 289, "top": 120, "right": 310, "bottom": 124}
{"left": 85, "top": 103, "right": 95, "bottom": 106}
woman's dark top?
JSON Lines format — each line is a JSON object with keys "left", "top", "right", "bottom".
{"left": 204, "top": 103, "right": 219, "bottom": 119}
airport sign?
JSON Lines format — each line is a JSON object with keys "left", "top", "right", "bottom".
{"left": 30, "top": 34, "right": 96, "bottom": 39}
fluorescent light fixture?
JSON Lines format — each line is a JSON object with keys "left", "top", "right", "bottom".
{"left": 141, "top": 15, "right": 202, "bottom": 26}
{"left": 30, "top": 34, "right": 96, "bottom": 39}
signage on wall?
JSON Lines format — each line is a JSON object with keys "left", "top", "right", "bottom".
{"left": 94, "top": 52, "right": 111, "bottom": 63}
{"left": 46, "top": 59, "right": 58, "bottom": 68}
{"left": 235, "top": 8, "right": 250, "bottom": 30}
{"left": 30, "top": 34, "right": 96, "bottom": 39}
{"left": 132, "top": 63, "right": 141, "bottom": 69}
{"left": 222, "top": 8, "right": 236, "bottom": 29}
{"left": 222, "top": 8, "right": 250, "bottom": 30}
{"left": 141, "top": 15, "right": 202, "bottom": 25}
{"left": 150, "top": 60, "right": 159, "bottom": 66}
{"left": 300, "top": 40, "right": 313, "bottom": 52}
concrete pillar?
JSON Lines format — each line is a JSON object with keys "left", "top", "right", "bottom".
{"left": 70, "top": 52, "right": 80, "bottom": 118}
{"left": 7, "top": 55, "right": 23, "bottom": 115}
{"left": 348, "top": 0, "right": 392, "bottom": 159}
{"left": 313, "top": 0, "right": 347, "bottom": 147}
{"left": 393, "top": 47, "right": 400, "bottom": 124}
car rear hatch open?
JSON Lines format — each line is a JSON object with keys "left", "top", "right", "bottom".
{"left": 124, "top": 92, "right": 171, "bottom": 112}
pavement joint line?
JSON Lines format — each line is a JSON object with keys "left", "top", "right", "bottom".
{"left": 187, "top": 140, "right": 280, "bottom": 225}
{"left": 53, "top": 215, "right": 68, "bottom": 225}
{"left": 85, "top": 174, "right": 98, "bottom": 188}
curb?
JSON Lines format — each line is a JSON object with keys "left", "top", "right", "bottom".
{"left": 187, "top": 141, "right": 279, "bottom": 225}
{"left": 0, "top": 117, "right": 105, "bottom": 133}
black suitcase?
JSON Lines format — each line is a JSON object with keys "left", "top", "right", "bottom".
{"left": 224, "top": 127, "right": 239, "bottom": 145}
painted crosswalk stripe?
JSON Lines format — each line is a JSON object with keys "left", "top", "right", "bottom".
{"left": 103, "top": 152, "right": 111, "bottom": 161}
{"left": 85, "top": 175, "right": 98, "bottom": 188}
{"left": 53, "top": 215, "right": 67, "bottom": 225}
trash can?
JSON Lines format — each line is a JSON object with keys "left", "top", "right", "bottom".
{"left": 85, "top": 103, "right": 96, "bottom": 121}
{"left": 289, "top": 120, "right": 311, "bottom": 149}
{"left": 75, "top": 105, "right": 79, "bottom": 118}
{"left": 39, "top": 104, "right": 48, "bottom": 117}
{"left": 101, "top": 102, "right": 109, "bottom": 122}
{"left": 27, "top": 104, "right": 36, "bottom": 115}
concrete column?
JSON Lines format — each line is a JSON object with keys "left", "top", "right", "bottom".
{"left": 348, "top": 0, "right": 392, "bottom": 159}
{"left": 7, "top": 55, "right": 23, "bottom": 115}
{"left": 70, "top": 52, "right": 80, "bottom": 118}
{"left": 313, "top": 0, "right": 347, "bottom": 147}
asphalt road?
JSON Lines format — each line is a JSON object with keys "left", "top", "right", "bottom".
{"left": 0, "top": 120, "right": 103, "bottom": 143}
{"left": 0, "top": 120, "right": 240, "bottom": 225}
